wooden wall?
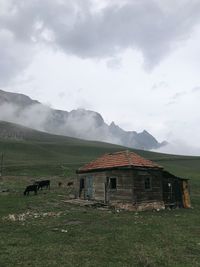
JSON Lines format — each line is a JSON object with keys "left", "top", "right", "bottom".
{"left": 105, "top": 169, "right": 133, "bottom": 202}
{"left": 78, "top": 171, "right": 106, "bottom": 201}
{"left": 132, "top": 169, "right": 163, "bottom": 203}
{"left": 78, "top": 168, "right": 163, "bottom": 205}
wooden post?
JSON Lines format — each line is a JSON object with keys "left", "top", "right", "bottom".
{"left": 0, "top": 153, "right": 3, "bottom": 177}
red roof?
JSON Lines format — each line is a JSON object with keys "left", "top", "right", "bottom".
{"left": 77, "top": 151, "right": 162, "bottom": 173}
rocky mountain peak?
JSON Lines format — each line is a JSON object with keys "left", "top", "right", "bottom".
{"left": 0, "top": 89, "right": 39, "bottom": 107}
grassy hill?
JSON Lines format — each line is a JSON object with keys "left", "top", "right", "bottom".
{"left": 0, "top": 120, "right": 124, "bottom": 175}
{"left": 1, "top": 121, "right": 200, "bottom": 266}
{"left": 1, "top": 121, "right": 200, "bottom": 178}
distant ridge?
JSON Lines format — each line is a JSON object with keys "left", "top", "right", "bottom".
{"left": 0, "top": 89, "right": 167, "bottom": 150}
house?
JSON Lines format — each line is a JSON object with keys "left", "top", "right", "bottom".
{"left": 76, "top": 150, "right": 191, "bottom": 211}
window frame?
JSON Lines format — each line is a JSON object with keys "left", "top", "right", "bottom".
{"left": 144, "top": 177, "right": 152, "bottom": 191}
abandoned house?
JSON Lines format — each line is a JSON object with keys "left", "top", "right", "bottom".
{"left": 76, "top": 151, "right": 191, "bottom": 211}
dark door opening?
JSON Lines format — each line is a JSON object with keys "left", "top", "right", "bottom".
{"left": 163, "top": 179, "right": 183, "bottom": 208}
{"left": 79, "top": 178, "right": 85, "bottom": 197}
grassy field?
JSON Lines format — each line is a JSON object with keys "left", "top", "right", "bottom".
{"left": 1, "top": 122, "right": 200, "bottom": 266}
{"left": 1, "top": 173, "right": 200, "bottom": 267}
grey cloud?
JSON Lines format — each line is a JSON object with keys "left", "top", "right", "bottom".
{"left": 0, "top": 29, "right": 34, "bottom": 86}
{"left": 167, "top": 86, "right": 200, "bottom": 106}
{"left": 166, "top": 91, "right": 187, "bottom": 106}
{"left": 58, "top": 92, "right": 66, "bottom": 99}
{"left": 172, "top": 91, "right": 187, "bottom": 100}
{"left": 151, "top": 81, "right": 169, "bottom": 90}
{"left": 192, "top": 86, "right": 200, "bottom": 93}
{"left": 106, "top": 57, "right": 122, "bottom": 69}
{"left": 1, "top": 0, "right": 200, "bottom": 83}
{"left": 52, "top": 0, "right": 200, "bottom": 68}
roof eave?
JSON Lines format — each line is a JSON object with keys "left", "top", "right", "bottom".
{"left": 76, "top": 165, "right": 163, "bottom": 174}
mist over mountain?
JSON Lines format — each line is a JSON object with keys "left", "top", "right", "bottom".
{"left": 0, "top": 89, "right": 166, "bottom": 150}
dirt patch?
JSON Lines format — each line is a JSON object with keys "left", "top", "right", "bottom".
{"left": 63, "top": 199, "right": 111, "bottom": 210}
{"left": 64, "top": 220, "right": 83, "bottom": 225}
{"left": 3, "top": 211, "right": 63, "bottom": 222}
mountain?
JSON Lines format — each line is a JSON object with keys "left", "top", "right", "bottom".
{"left": 0, "top": 89, "right": 39, "bottom": 107}
{"left": 0, "top": 89, "right": 166, "bottom": 150}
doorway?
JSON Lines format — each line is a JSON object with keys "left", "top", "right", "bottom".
{"left": 85, "top": 176, "right": 93, "bottom": 199}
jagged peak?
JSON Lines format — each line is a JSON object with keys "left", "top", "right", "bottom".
{"left": 110, "top": 121, "right": 116, "bottom": 126}
{"left": 141, "top": 130, "right": 149, "bottom": 134}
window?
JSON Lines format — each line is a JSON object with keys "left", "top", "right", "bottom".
{"left": 144, "top": 177, "right": 151, "bottom": 190}
{"left": 110, "top": 178, "right": 117, "bottom": 190}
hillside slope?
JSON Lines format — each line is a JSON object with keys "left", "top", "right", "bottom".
{"left": 0, "top": 121, "right": 199, "bottom": 179}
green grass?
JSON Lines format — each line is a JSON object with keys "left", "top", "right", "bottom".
{"left": 1, "top": 175, "right": 200, "bottom": 267}
{"left": 1, "top": 122, "right": 200, "bottom": 266}
{"left": 1, "top": 135, "right": 200, "bottom": 178}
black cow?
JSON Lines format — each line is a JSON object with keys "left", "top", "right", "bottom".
{"left": 67, "top": 181, "right": 74, "bottom": 186}
{"left": 24, "top": 184, "right": 38, "bottom": 196}
{"left": 35, "top": 180, "right": 50, "bottom": 190}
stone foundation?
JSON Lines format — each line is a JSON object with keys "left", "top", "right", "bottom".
{"left": 112, "top": 201, "right": 165, "bottom": 211}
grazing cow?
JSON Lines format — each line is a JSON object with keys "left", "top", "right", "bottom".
{"left": 24, "top": 185, "right": 38, "bottom": 196}
{"left": 36, "top": 180, "right": 50, "bottom": 190}
{"left": 67, "top": 181, "right": 73, "bottom": 186}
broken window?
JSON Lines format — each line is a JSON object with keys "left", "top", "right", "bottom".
{"left": 110, "top": 178, "right": 117, "bottom": 190}
{"left": 144, "top": 177, "right": 151, "bottom": 190}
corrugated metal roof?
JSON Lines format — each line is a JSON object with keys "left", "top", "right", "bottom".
{"left": 77, "top": 150, "right": 162, "bottom": 173}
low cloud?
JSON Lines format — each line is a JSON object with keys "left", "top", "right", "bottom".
{"left": 192, "top": 86, "right": 200, "bottom": 93}
{"left": 153, "top": 140, "right": 200, "bottom": 156}
{"left": 0, "top": 102, "right": 121, "bottom": 145}
{"left": 0, "top": 103, "right": 51, "bottom": 131}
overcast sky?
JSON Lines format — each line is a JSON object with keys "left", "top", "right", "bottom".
{"left": 1, "top": 0, "right": 200, "bottom": 155}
